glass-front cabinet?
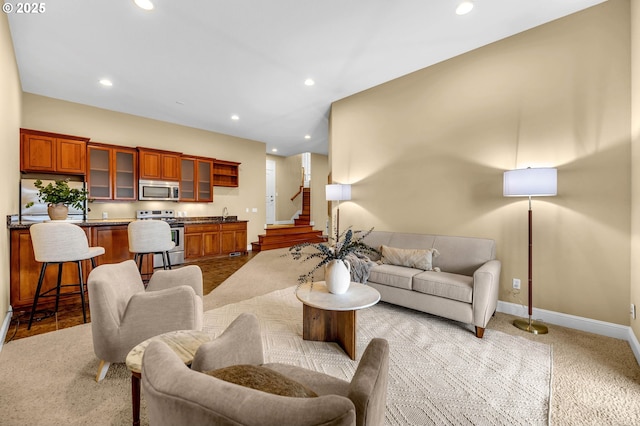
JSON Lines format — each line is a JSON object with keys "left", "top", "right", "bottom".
{"left": 180, "top": 156, "right": 213, "bottom": 202}
{"left": 88, "top": 143, "right": 137, "bottom": 201}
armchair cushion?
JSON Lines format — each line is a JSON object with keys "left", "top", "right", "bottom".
{"left": 204, "top": 364, "right": 318, "bottom": 398}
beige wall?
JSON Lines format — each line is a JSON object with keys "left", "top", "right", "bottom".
{"left": 331, "top": 1, "right": 631, "bottom": 325}
{"left": 631, "top": 0, "right": 640, "bottom": 339}
{"left": 21, "top": 94, "right": 266, "bottom": 247}
{"left": 1, "top": 14, "right": 22, "bottom": 325}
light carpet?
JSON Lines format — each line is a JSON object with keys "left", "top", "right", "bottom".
{"left": 203, "top": 286, "right": 552, "bottom": 426}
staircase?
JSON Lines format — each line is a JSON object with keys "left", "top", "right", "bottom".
{"left": 251, "top": 187, "right": 325, "bottom": 251}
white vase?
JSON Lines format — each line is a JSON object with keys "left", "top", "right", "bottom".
{"left": 324, "top": 259, "right": 351, "bottom": 294}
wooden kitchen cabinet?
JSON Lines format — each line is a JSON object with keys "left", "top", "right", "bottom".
{"left": 87, "top": 143, "right": 138, "bottom": 201}
{"left": 221, "top": 222, "right": 247, "bottom": 254}
{"left": 180, "top": 156, "right": 213, "bottom": 202}
{"left": 213, "top": 160, "right": 240, "bottom": 187}
{"left": 10, "top": 228, "right": 93, "bottom": 310}
{"left": 138, "top": 148, "right": 181, "bottom": 181}
{"left": 20, "top": 128, "right": 88, "bottom": 175}
{"left": 185, "top": 224, "right": 221, "bottom": 259}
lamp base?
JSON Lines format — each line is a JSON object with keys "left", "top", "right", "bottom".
{"left": 513, "top": 318, "right": 548, "bottom": 335}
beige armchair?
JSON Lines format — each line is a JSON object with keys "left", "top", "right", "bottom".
{"left": 141, "top": 313, "right": 389, "bottom": 426}
{"left": 87, "top": 259, "right": 203, "bottom": 382}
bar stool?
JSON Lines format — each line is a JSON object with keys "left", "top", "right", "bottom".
{"left": 28, "top": 222, "right": 105, "bottom": 330}
{"left": 128, "top": 220, "right": 175, "bottom": 272}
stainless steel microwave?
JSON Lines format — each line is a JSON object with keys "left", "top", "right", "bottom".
{"left": 138, "top": 180, "right": 180, "bottom": 201}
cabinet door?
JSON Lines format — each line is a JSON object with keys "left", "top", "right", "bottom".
{"left": 56, "top": 138, "right": 86, "bottom": 175}
{"left": 197, "top": 159, "right": 213, "bottom": 202}
{"left": 161, "top": 153, "right": 181, "bottom": 180}
{"left": 21, "top": 133, "right": 56, "bottom": 172}
{"left": 88, "top": 146, "right": 113, "bottom": 200}
{"left": 203, "top": 231, "right": 220, "bottom": 256}
{"left": 234, "top": 229, "right": 247, "bottom": 252}
{"left": 180, "top": 158, "right": 196, "bottom": 201}
{"left": 139, "top": 150, "right": 162, "bottom": 180}
{"left": 114, "top": 149, "right": 137, "bottom": 200}
{"left": 184, "top": 233, "right": 203, "bottom": 259}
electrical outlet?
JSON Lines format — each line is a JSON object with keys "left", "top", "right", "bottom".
{"left": 512, "top": 278, "right": 521, "bottom": 290}
{"left": 631, "top": 304, "right": 636, "bottom": 320}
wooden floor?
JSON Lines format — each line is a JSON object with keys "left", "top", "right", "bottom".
{"left": 3, "top": 252, "right": 257, "bottom": 343}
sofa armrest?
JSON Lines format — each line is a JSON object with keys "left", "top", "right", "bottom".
{"left": 192, "top": 312, "right": 264, "bottom": 372}
{"left": 146, "top": 265, "right": 204, "bottom": 298}
{"left": 472, "top": 259, "right": 501, "bottom": 328}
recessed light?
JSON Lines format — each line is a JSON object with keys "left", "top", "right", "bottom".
{"left": 304, "top": 78, "right": 315, "bottom": 86}
{"left": 99, "top": 79, "right": 113, "bottom": 87}
{"left": 456, "top": 1, "right": 473, "bottom": 15}
{"left": 271, "top": 148, "right": 278, "bottom": 153}
{"left": 231, "top": 115, "right": 239, "bottom": 121}
{"left": 134, "top": 0, "right": 154, "bottom": 11}
{"left": 304, "top": 135, "right": 311, "bottom": 140}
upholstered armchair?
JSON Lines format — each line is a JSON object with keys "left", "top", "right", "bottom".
{"left": 141, "top": 312, "right": 389, "bottom": 426}
{"left": 87, "top": 259, "right": 203, "bottom": 382}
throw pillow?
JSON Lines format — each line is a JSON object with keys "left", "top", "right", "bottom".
{"left": 204, "top": 364, "right": 318, "bottom": 398}
{"left": 380, "top": 245, "right": 440, "bottom": 271}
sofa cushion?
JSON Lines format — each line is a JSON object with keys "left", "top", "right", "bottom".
{"left": 380, "top": 245, "right": 439, "bottom": 271}
{"left": 204, "top": 364, "right": 318, "bottom": 398}
{"left": 412, "top": 271, "right": 473, "bottom": 303}
{"left": 368, "top": 264, "right": 423, "bottom": 290}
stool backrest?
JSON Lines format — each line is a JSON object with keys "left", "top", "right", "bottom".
{"left": 128, "top": 220, "right": 175, "bottom": 253}
{"left": 30, "top": 222, "right": 91, "bottom": 262}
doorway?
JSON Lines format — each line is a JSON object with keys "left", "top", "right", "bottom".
{"left": 266, "top": 159, "right": 276, "bottom": 225}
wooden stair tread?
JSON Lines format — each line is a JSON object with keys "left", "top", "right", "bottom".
{"left": 254, "top": 186, "right": 317, "bottom": 251}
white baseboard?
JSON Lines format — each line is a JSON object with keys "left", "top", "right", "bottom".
{"left": 497, "top": 301, "right": 640, "bottom": 365}
{"left": 0, "top": 306, "right": 13, "bottom": 353}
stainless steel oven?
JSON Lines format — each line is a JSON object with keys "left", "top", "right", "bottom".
{"left": 136, "top": 210, "right": 185, "bottom": 266}
{"left": 161, "top": 224, "right": 184, "bottom": 266}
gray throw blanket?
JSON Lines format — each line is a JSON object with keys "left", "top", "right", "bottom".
{"left": 345, "top": 253, "right": 378, "bottom": 283}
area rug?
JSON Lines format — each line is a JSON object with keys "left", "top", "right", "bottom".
{"left": 203, "top": 286, "right": 552, "bottom": 426}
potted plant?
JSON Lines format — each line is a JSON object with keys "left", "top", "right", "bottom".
{"left": 287, "top": 227, "right": 379, "bottom": 294}
{"left": 25, "top": 178, "right": 89, "bottom": 220}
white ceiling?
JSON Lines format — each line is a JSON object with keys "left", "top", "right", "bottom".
{"left": 7, "top": 0, "right": 606, "bottom": 157}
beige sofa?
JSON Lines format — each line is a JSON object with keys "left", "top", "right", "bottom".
{"left": 361, "top": 231, "right": 500, "bottom": 338}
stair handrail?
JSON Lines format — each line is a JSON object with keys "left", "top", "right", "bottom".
{"left": 291, "top": 167, "right": 306, "bottom": 201}
{"left": 291, "top": 185, "right": 303, "bottom": 201}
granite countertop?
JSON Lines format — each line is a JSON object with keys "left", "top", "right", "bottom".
{"left": 7, "top": 215, "right": 247, "bottom": 229}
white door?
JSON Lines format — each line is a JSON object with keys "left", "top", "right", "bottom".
{"left": 266, "top": 160, "right": 276, "bottom": 225}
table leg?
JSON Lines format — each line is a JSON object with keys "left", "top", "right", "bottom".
{"left": 131, "top": 372, "right": 141, "bottom": 426}
{"left": 302, "top": 304, "right": 357, "bottom": 359}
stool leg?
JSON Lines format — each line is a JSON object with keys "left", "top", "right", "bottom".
{"left": 54, "top": 263, "right": 63, "bottom": 314}
{"left": 77, "top": 260, "right": 87, "bottom": 323}
{"left": 136, "top": 253, "right": 144, "bottom": 273}
{"left": 28, "top": 262, "right": 48, "bottom": 330}
{"left": 165, "top": 251, "right": 172, "bottom": 270}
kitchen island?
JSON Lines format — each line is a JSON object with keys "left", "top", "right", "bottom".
{"left": 7, "top": 216, "right": 248, "bottom": 310}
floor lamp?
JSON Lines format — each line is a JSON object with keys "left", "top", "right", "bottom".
{"left": 326, "top": 183, "right": 351, "bottom": 241}
{"left": 503, "top": 167, "right": 557, "bottom": 334}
